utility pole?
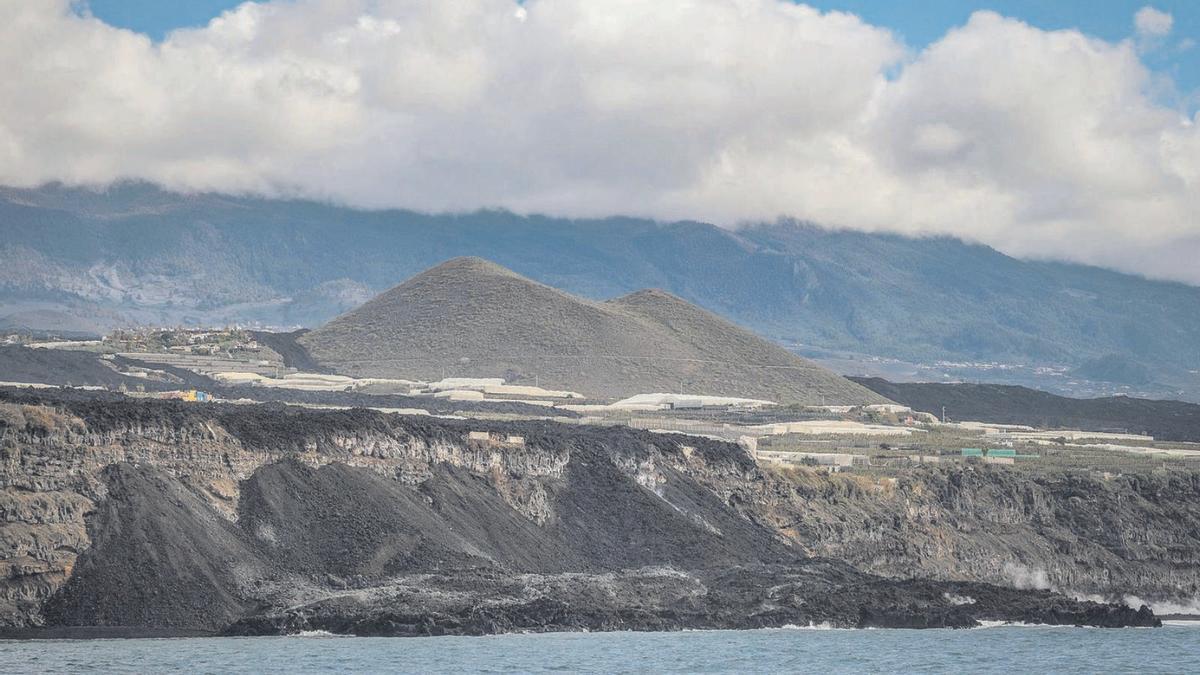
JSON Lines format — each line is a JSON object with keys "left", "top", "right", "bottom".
{"left": 942, "top": 406, "right": 947, "bottom": 423}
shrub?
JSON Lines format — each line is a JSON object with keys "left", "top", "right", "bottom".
{"left": 19, "top": 405, "right": 85, "bottom": 435}
{"left": 0, "top": 403, "right": 25, "bottom": 430}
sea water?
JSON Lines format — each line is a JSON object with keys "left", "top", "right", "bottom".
{"left": 2, "top": 623, "right": 1197, "bottom": 674}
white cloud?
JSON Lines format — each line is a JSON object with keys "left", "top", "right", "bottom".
{"left": 1, "top": 0, "right": 1199, "bottom": 284}
{"left": 1134, "top": 6, "right": 1173, "bottom": 38}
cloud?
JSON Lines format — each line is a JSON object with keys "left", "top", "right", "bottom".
{"left": 1, "top": 1, "right": 1199, "bottom": 284}
{"left": 1134, "top": 6, "right": 1173, "bottom": 38}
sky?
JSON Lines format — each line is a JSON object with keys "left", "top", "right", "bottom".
{"left": 5, "top": 1, "right": 1200, "bottom": 284}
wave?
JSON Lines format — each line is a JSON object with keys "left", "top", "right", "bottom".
{"left": 1121, "top": 596, "right": 1200, "bottom": 616}
{"left": 974, "top": 621, "right": 1074, "bottom": 629}
{"left": 293, "top": 630, "right": 352, "bottom": 638}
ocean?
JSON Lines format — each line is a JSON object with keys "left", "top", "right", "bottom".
{"left": 2, "top": 623, "right": 1197, "bottom": 674}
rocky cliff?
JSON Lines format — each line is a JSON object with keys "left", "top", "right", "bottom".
{"left": 754, "top": 466, "right": 1200, "bottom": 607}
{"left": 0, "top": 390, "right": 1181, "bottom": 635}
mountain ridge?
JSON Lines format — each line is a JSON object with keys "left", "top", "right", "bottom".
{"left": 3, "top": 183, "right": 1199, "bottom": 399}
{"left": 299, "top": 257, "right": 885, "bottom": 404}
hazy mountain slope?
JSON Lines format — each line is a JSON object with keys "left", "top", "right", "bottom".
{"left": 3, "top": 183, "right": 1199, "bottom": 387}
{"left": 736, "top": 225, "right": 1200, "bottom": 369}
{"left": 299, "top": 257, "right": 883, "bottom": 404}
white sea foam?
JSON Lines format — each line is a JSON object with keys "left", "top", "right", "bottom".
{"left": 943, "top": 593, "right": 977, "bottom": 606}
{"left": 1121, "top": 596, "right": 1200, "bottom": 616}
{"left": 1001, "top": 563, "right": 1053, "bottom": 591}
{"left": 974, "top": 621, "right": 1073, "bottom": 629}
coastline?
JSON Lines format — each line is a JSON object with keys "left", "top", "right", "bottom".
{"left": 0, "top": 626, "right": 215, "bottom": 640}
{"left": 3, "top": 611, "right": 1174, "bottom": 641}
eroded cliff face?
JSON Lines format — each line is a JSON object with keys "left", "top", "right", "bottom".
{"left": 0, "top": 395, "right": 1188, "bottom": 633}
{"left": 597, "top": 428, "right": 1200, "bottom": 606}
{"left": 755, "top": 467, "right": 1200, "bottom": 605}
{"left": 0, "top": 400, "right": 576, "bottom": 626}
